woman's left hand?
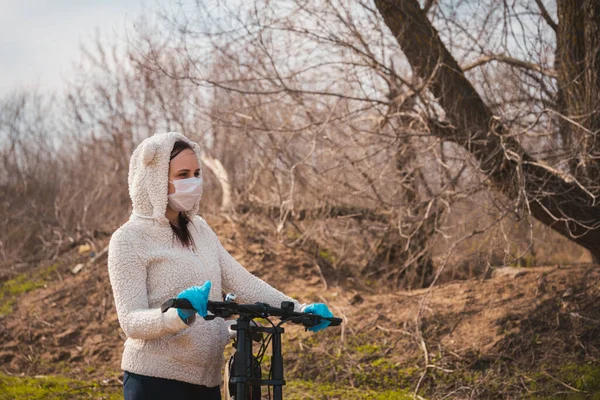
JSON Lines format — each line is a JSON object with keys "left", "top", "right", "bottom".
{"left": 176, "top": 281, "right": 211, "bottom": 319}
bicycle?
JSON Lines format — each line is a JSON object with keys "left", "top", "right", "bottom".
{"left": 162, "top": 293, "right": 342, "bottom": 400}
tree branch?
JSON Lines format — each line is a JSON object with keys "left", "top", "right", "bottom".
{"left": 375, "top": 0, "right": 600, "bottom": 258}
{"left": 534, "top": 0, "right": 558, "bottom": 32}
{"left": 462, "top": 55, "right": 557, "bottom": 78}
{"left": 422, "top": 0, "right": 436, "bottom": 14}
{"left": 237, "top": 203, "right": 391, "bottom": 223}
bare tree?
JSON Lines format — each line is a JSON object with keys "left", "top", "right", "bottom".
{"left": 373, "top": 0, "right": 600, "bottom": 260}
{"left": 0, "top": 35, "right": 226, "bottom": 272}
{"left": 5, "top": 0, "right": 594, "bottom": 285}
{"left": 125, "top": 0, "right": 476, "bottom": 288}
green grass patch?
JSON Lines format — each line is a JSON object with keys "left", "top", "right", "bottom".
{"left": 0, "top": 263, "right": 58, "bottom": 316}
{"left": 0, "top": 373, "right": 121, "bottom": 400}
{"left": 559, "top": 363, "right": 600, "bottom": 393}
{"left": 285, "top": 380, "right": 414, "bottom": 399}
{"left": 289, "top": 332, "right": 419, "bottom": 391}
{"left": 528, "top": 363, "right": 600, "bottom": 399}
{"left": 356, "top": 343, "right": 382, "bottom": 354}
{"left": 317, "top": 249, "right": 336, "bottom": 264}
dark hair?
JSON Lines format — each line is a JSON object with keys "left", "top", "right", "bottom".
{"left": 169, "top": 140, "right": 196, "bottom": 249}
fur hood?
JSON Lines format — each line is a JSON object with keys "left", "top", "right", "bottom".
{"left": 128, "top": 132, "right": 203, "bottom": 222}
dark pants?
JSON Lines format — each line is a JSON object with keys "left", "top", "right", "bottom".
{"left": 123, "top": 371, "right": 221, "bottom": 400}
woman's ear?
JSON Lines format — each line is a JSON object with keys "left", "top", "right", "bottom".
{"left": 142, "top": 141, "right": 159, "bottom": 165}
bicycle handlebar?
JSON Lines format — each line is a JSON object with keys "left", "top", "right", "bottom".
{"left": 209, "top": 300, "right": 342, "bottom": 327}
{"left": 163, "top": 298, "right": 342, "bottom": 328}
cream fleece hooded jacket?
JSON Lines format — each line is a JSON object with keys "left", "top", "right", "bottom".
{"left": 108, "top": 132, "right": 303, "bottom": 387}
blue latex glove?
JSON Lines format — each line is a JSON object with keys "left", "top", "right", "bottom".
{"left": 176, "top": 281, "right": 211, "bottom": 321}
{"left": 302, "top": 303, "right": 333, "bottom": 332}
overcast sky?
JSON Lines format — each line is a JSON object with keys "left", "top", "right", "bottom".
{"left": 0, "top": 0, "right": 146, "bottom": 96}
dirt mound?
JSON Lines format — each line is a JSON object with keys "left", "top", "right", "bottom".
{"left": 285, "top": 265, "right": 600, "bottom": 397}
{"left": 1, "top": 213, "right": 600, "bottom": 398}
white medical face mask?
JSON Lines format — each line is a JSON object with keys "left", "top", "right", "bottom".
{"left": 167, "top": 176, "right": 202, "bottom": 212}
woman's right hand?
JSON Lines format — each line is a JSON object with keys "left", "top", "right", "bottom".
{"left": 176, "top": 281, "right": 211, "bottom": 321}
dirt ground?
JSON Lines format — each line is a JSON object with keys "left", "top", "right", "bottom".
{"left": 1, "top": 213, "right": 599, "bottom": 398}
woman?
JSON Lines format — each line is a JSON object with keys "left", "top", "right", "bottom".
{"left": 108, "top": 132, "right": 333, "bottom": 400}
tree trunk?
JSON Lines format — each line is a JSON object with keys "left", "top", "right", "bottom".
{"left": 201, "top": 155, "right": 233, "bottom": 211}
{"left": 556, "top": 0, "right": 585, "bottom": 174}
{"left": 374, "top": 0, "right": 600, "bottom": 261}
{"left": 555, "top": 0, "right": 600, "bottom": 181}
{"left": 583, "top": 0, "right": 600, "bottom": 174}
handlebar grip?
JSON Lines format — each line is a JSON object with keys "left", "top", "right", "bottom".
{"left": 293, "top": 315, "right": 343, "bottom": 327}
{"left": 326, "top": 317, "right": 343, "bottom": 326}
{"left": 160, "top": 298, "right": 195, "bottom": 313}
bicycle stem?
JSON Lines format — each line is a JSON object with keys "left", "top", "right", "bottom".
{"left": 231, "top": 316, "right": 251, "bottom": 400}
{"left": 271, "top": 325, "right": 284, "bottom": 400}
